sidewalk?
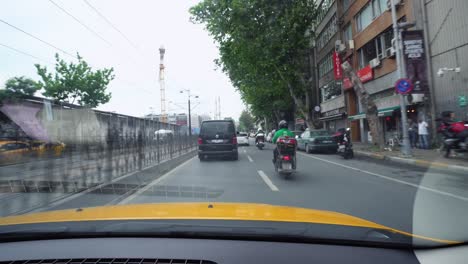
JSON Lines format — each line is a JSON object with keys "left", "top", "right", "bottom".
{"left": 353, "top": 142, "right": 468, "bottom": 173}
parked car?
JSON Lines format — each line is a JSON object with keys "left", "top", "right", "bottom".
{"left": 198, "top": 119, "right": 238, "bottom": 161}
{"left": 297, "top": 129, "right": 337, "bottom": 153}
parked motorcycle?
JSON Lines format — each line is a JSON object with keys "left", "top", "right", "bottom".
{"left": 438, "top": 114, "right": 468, "bottom": 157}
{"left": 274, "top": 136, "right": 297, "bottom": 177}
{"left": 256, "top": 133, "right": 265, "bottom": 150}
{"left": 337, "top": 128, "right": 354, "bottom": 159}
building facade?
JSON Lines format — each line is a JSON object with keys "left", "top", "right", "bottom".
{"left": 315, "top": 0, "right": 348, "bottom": 132}
{"left": 336, "top": 0, "right": 430, "bottom": 144}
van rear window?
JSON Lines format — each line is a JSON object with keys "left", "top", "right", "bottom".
{"left": 201, "top": 122, "right": 234, "bottom": 136}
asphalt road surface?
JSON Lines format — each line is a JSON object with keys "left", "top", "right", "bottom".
{"left": 1, "top": 138, "right": 467, "bottom": 242}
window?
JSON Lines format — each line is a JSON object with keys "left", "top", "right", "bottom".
{"left": 355, "top": 0, "right": 388, "bottom": 32}
{"left": 316, "top": 0, "right": 334, "bottom": 24}
{"left": 321, "top": 81, "right": 342, "bottom": 102}
{"left": 316, "top": 15, "right": 337, "bottom": 50}
{"left": 355, "top": 3, "right": 372, "bottom": 32}
{"left": 318, "top": 53, "right": 333, "bottom": 78}
{"left": 358, "top": 29, "right": 394, "bottom": 68}
{"left": 344, "top": 23, "right": 352, "bottom": 42}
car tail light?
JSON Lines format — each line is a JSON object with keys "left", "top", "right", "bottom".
{"left": 197, "top": 137, "right": 203, "bottom": 145}
{"left": 282, "top": 155, "right": 291, "bottom": 161}
{"left": 232, "top": 136, "right": 237, "bottom": 144}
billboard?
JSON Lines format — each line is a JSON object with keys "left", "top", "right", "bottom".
{"left": 402, "top": 30, "right": 428, "bottom": 94}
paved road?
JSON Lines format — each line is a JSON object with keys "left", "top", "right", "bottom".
{"left": 1, "top": 138, "right": 467, "bottom": 242}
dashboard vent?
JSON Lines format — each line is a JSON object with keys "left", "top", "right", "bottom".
{"left": 0, "top": 259, "right": 216, "bottom": 264}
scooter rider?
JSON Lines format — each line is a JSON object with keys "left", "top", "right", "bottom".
{"left": 272, "top": 120, "right": 295, "bottom": 164}
{"left": 255, "top": 129, "right": 265, "bottom": 144}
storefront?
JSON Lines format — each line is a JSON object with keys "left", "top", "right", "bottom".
{"left": 319, "top": 93, "right": 347, "bottom": 132}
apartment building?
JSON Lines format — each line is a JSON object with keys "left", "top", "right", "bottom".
{"left": 337, "top": 0, "right": 428, "bottom": 143}
{"left": 315, "top": 0, "right": 347, "bottom": 132}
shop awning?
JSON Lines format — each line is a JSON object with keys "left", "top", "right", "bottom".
{"left": 348, "top": 113, "right": 366, "bottom": 120}
{"left": 318, "top": 113, "right": 344, "bottom": 122}
{"left": 377, "top": 106, "right": 400, "bottom": 117}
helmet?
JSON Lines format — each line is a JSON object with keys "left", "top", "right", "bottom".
{"left": 278, "top": 120, "right": 288, "bottom": 129}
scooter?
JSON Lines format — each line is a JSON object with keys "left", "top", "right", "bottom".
{"left": 438, "top": 118, "right": 468, "bottom": 157}
{"left": 274, "top": 136, "right": 297, "bottom": 177}
{"left": 256, "top": 133, "right": 265, "bottom": 150}
{"left": 337, "top": 128, "right": 354, "bottom": 159}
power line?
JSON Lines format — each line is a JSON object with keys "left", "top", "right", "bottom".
{"left": 83, "top": 0, "right": 140, "bottom": 51}
{"left": 0, "top": 42, "right": 53, "bottom": 65}
{"left": 0, "top": 18, "right": 77, "bottom": 59}
{"left": 48, "top": 0, "right": 112, "bottom": 46}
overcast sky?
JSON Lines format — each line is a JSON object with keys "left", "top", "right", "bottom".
{"left": 0, "top": 0, "right": 244, "bottom": 119}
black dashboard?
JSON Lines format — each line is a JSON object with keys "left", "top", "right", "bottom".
{"left": 1, "top": 237, "right": 464, "bottom": 264}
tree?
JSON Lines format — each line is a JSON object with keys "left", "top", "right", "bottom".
{"left": 35, "top": 53, "right": 114, "bottom": 108}
{"left": 190, "top": 0, "right": 318, "bottom": 128}
{"left": 238, "top": 110, "right": 255, "bottom": 131}
{"left": 0, "top": 76, "right": 39, "bottom": 102}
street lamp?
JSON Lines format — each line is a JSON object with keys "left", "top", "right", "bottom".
{"left": 180, "top": 89, "right": 199, "bottom": 136}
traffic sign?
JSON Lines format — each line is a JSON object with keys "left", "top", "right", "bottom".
{"left": 395, "top": 78, "right": 414, "bottom": 94}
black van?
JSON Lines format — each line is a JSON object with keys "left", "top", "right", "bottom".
{"left": 198, "top": 120, "right": 238, "bottom": 161}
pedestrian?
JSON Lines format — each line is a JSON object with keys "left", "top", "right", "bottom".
{"left": 418, "top": 119, "right": 429, "bottom": 149}
{"left": 408, "top": 119, "right": 418, "bottom": 148}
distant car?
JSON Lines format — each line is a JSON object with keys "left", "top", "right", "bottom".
{"left": 297, "top": 129, "right": 337, "bottom": 153}
{"left": 198, "top": 120, "right": 238, "bottom": 161}
{"left": 236, "top": 132, "right": 250, "bottom": 146}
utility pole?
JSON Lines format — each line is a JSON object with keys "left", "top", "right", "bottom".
{"left": 390, "top": 0, "right": 412, "bottom": 157}
{"left": 159, "top": 45, "right": 167, "bottom": 123}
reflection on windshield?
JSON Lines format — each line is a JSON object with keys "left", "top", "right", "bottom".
{"left": 0, "top": 0, "right": 467, "bottom": 248}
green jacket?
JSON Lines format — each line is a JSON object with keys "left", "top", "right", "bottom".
{"left": 272, "top": 128, "right": 295, "bottom": 143}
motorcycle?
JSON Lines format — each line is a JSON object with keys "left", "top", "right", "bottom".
{"left": 337, "top": 128, "right": 354, "bottom": 159}
{"left": 255, "top": 133, "right": 265, "bottom": 150}
{"left": 438, "top": 118, "right": 468, "bottom": 157}
{"left": 274, "top": 136, "right": 297, "bottom": 177}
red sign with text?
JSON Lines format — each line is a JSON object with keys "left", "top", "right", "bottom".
{"left": 333, "top": 52, "right": 342, "bottom": 80}
{"left": 343, "top": 77, "right": 353, "bottom": 90}
{"left": 357, "top": 65, "right": 373, "bottom": 83}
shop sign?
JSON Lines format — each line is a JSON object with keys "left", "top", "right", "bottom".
{"left": 324, "top": 109, "right": 341, "bottom": 117}
{"left": 357, "top": 65, "right": 373, "bottom": 83}
{"left": 333, "top": 52, "right": 342, "bottom": 80}
{"left": 343, "top": 77, "right": 353, "bottom": 90}
{"left": 402, "top": 30, "right": 428, "bottom": 94}
{"left": 295, "top": 118, "right": 305, "bottom": 124}
{"left": 374, "top": 95, "right": 400, "bottom": 110}
{"left": 459, "top": 95, "right": 467, "bottom": 107}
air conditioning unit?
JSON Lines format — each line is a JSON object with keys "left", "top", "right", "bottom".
{"left": 370, "top": 58, "right": 381, "bottom": 68}
{"left": 335, "top": 40, "right": 346, "bottom": 53}
{"left": 407, "top": 93, "right": 424, "bottom": 104}
{"left": 348, "top": 40, "right": 355, "bottom": 50}
{"left": 386, "top": 47, "right": 396, "bottom": 58}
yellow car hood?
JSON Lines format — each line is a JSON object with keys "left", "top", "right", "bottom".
{"left": 0, "top": 202, "right": 456, "bottom": 244}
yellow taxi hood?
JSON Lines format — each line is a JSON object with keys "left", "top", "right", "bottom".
{"left": 0, "top": 202, "right": 457, "bottom": 244}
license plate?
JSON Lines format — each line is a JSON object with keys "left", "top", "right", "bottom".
{"left": 282, "top": 162, "right": 292, "bottom": 170}
{"left": 338, "top": 145, "right": 345, "bottom": 149}
{"left": 323, "top": 140, "right": 332, "bottom": 143}
{"left": 212, "top": 139, "right": 223, "bottom": 143}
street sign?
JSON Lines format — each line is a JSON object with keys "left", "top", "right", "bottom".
{"left": 395, "top": 78, "right": 414, "bottom": 94}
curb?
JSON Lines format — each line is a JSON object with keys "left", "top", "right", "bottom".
{"left": 354, "top": 150, "right": 468, "bottom": 173}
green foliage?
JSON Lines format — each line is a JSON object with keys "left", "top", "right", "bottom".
{"left": 35, "top": 53, "right": 115, "bottom": 108}
{"left": 0, "top": 76, "right": 39, "bottom": 102}
{"left": 190, "top": 0, "right": 317, "bottom": 125}
{"left": 238, "top": 110, "right": 255, "bottom": 131}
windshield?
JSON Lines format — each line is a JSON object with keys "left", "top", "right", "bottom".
{"left": 0, "top": 0, "right": 467, "bottom": 249}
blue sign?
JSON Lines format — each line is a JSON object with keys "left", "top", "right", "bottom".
{"left": 395, "top": 78, "right": 414, "bottom": 94}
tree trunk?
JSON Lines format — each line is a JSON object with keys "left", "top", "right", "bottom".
{"left": 345, "top": 67, "right": 385, "bottom": 149}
